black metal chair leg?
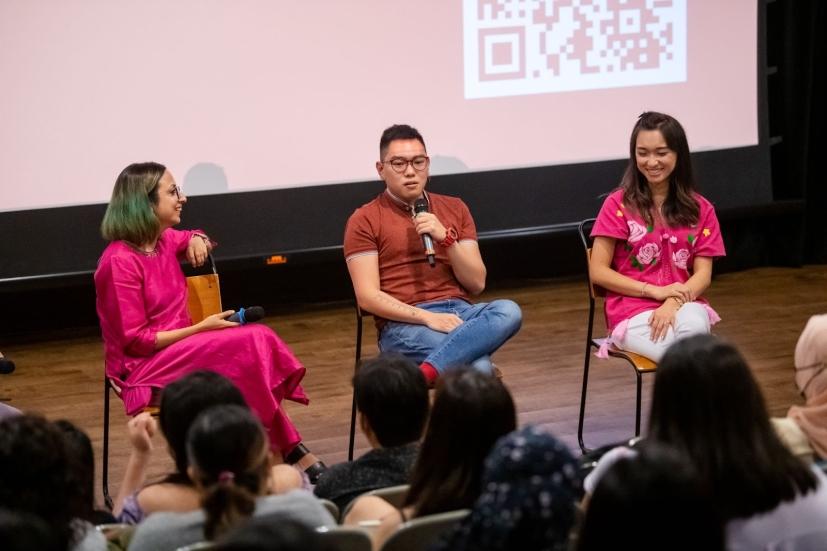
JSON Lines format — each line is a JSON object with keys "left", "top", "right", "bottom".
{"left": 348, "top": 308, "right": 363, "bottom": 461}
{"left": 635, "top": 371, "right": 643, "bottom": 437}
{"left": 577, "top": 343, "right": 593, "bottom": 454}
{"left": 102, "top": 378, "right": 112, "bottom": 510}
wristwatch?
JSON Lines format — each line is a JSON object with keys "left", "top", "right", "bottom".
{"left": 439, "top": 227, "right": 458, "bottom": 248}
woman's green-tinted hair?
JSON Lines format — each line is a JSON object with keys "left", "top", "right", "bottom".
{"left": 101, "top": 162, "right": 166, "bottom": 244}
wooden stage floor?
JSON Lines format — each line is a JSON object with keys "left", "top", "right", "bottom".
{"left": 1, "top": 265, "right": 825, "bottom": 505}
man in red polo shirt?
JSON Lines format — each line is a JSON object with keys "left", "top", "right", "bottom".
{"left": 343, "top": 124, "right": 522, "bottom": 384}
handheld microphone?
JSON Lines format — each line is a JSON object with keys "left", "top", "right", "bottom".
{"left": 413, "top": 198, "right": 436, "bottom": 267}
{"left": 228, "top": 306, "right": 265, "bottom": 325}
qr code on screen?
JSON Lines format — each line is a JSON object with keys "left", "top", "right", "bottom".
{"left": 463, "top": 0, "right": 686, "bottom": 99}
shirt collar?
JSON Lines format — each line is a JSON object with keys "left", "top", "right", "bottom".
{"left": 384, "top": 188, "right": 430, "bottom": 214}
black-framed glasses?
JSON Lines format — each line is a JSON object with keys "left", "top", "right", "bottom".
{"left": 384, "top": 155, "right": 430, "bottom": 173}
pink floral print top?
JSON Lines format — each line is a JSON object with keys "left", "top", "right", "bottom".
{"left": 590, "top": 189, "right": 726, "bottom": 331}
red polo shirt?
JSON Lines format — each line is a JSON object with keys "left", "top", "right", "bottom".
{"left": 343, "top": 190, "right": 478, "bottom": 308}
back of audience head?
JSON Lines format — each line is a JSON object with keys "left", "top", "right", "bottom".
{"left": 215, "top": 514, "right": 334, "bottom": 551}
{"left": 354, "top": 354, "right": 429, "bottom": 448}
{"left": 405, "top": 366, "right": 517, "bottom": 516}
{"left": 187, "top": 404, "right": 271, "bottom": 541}
{"left": 0, "top": 508, "right": 63, "bottom": 551}
{"left": 160, "top": 370, "right": 248, "bottom": 482}
{"left": 649, "top": 333, "right": 817, "bottom": 520}
{"left": 0, "top": 414, "right": 76, "bottom": 549}
{"left": 577, "top": 443, "right": 725, "bottom": 551}
{"left": 54, "top": 419, "right": 115, "bottom": 525}
{"left": 433, "top": 425, "right": 581, "bottom": 551}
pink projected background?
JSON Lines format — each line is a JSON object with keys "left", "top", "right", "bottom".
{"left": 0, "top": 0, "right": 756, "bottom": 213}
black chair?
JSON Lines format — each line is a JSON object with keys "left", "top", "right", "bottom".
{"left": 101, "top": 378, "right": 160, "bottom": 510}
{"left": 349, "top": 305, "right": 374, "bottom": 461}
{"left": 577, "top": 218, "right": 657, "bottom": 454}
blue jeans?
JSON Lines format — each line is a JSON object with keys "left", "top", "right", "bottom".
{"left": 378, "top": 298, "right": 522, "bottom": 374}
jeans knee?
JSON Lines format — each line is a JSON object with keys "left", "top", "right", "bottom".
{"left": 491, "top": 299, "right": 522, "bottom": 330}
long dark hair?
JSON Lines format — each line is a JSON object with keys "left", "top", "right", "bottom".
{"left": 404, "top": 368, "right": 517, "bottom": 516}
{"left": 620, "top": 111, "right": 699, "bottom": 227}
{"left": 159, "top": 370, "right": 248, "bottom": 484}
{"left": 648, "top": 334, "right": 817, "bottom": 520}
{"left": 578, "top": 443, "right": 724, "bottom": 551}
{"left": 187, "top": 404, "right": 270, "bottom": 541}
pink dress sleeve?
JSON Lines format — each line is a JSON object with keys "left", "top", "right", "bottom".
{"left": 105, "top": 255, "right": 158, "bottom": 357}
{"left": 161, "top": 228, "right": 211, "bottom": 259}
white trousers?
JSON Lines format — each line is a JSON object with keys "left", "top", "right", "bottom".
{"left": 618, "top": 302, "right": 711, "bottom": 362}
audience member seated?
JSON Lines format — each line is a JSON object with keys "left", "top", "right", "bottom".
{"left": 0, "top": 414, "right": 106, "bottom": 551}
{"left": 214, "top": 513, "right": 334, "bottom": 551}
{"left": 578, "top": 443, "right": 724, "bottom": 551}
{"left": 343, "top": 367, "right": 516, "bottom": 550}
{"left": 114, "top": 370, "right": 304, "bottom": 524}
{"left": 129, "top": 404, "right": 335, "bottom": 551}
{"left": 774, "top": 314, "right": 827, "bottom": 462}
{"left": 431, "top": 425, "right": 581, "bottom": 551}
{"left": 0, "top": 508, "right": 63, "bottom": 551}
{"left": 584, "top": 334, "right": 827, "bottom": 550}
{"left": 55, "top": 420, "right": 117, "bottom": 525}
{"left": 314, "top": 354, "right": 429, "bottom": 511}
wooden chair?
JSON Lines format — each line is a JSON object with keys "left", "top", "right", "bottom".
{"left": 380, "top": 509, "right": 470, "bottom": 551}
{"left": 577, "top": 218, "right": 657, "bottom": 453}
{"left": 316, "top": 526, "right": 372, "bottom": 551}
{"left": 101, "top": 253, "right": 221, "bottom": 509}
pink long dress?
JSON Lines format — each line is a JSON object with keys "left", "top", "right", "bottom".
{"left": 94, "top": 228, "right": 308, "bottom": 452}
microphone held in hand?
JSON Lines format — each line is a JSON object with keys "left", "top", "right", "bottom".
{"left": 227, "top": 306, "right": 265, "bottom": 325}
{"left": 413, "top": 198, "right": 436, "bottom": 267}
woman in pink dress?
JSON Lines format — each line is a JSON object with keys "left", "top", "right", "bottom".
{"left": 589, "top": 112, "right": 726, "bottom": 361}
{"left": 94, "top": 162, "right": 324, "bottom": 478}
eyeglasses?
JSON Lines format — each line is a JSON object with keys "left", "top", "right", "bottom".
{"left": 383, "top": 155, "right": 430, "bottom": 174}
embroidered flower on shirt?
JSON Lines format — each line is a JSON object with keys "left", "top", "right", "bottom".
{"left": 672, "top": 249, "right": 690, "bottom": 270}
{"left": 688, "top": 234, "right": 696, "bottom": 246}
{"left": 703, "top": 228, "right": 711, "bottom": 237}
{"left": 616, "top": 209, "right": 624, "bottom": 217}
{"left": 627, "top": 220, "right": 646, "bottom": 243}
{"left": 631, "top": 242, "right": 661, "bottom": 270}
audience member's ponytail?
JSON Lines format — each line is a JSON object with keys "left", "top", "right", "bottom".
{"left": 186, "top": 404, "right": 270, "bottom": 541}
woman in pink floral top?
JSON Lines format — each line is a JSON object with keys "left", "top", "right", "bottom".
{"left": 590, "top": 112, "right": 726, "bottom": 361}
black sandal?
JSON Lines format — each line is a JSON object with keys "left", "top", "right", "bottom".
{"left": 284, "top": 443, "right": 328, "bottom": 484}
